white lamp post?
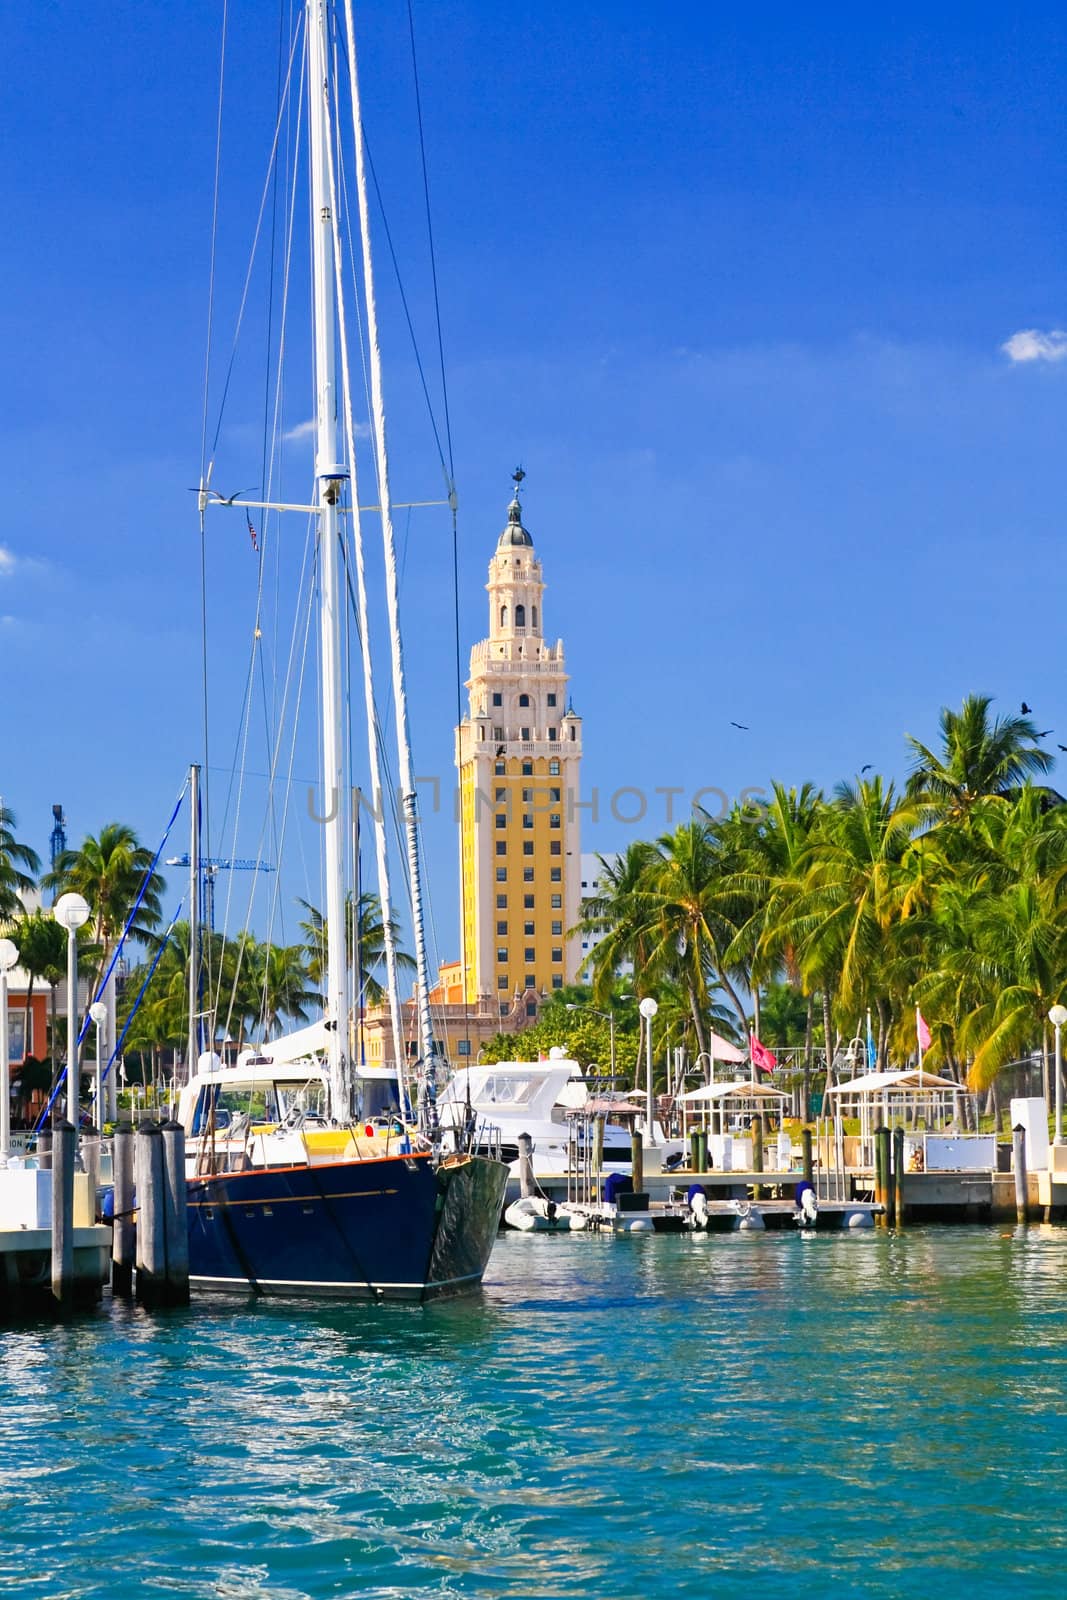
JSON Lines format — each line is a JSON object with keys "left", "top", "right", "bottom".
{"left": 1049, "top": 1004, "right": 1067, "bottom": 1146}
{"left": 639, "top": 997, "right": 658, "bottom": 1147}
{"left": 0, "top": 937, "right": 19, "bottom": 1165}
{"left": 54, "top": 893, "right": 91, "bottom": 1132}
{"left": 89, "top": 1000, "right": 108, "bottom": 1129}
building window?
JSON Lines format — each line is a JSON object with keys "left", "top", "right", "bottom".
{"left": 519, "top": 693, "right": 530, "bottom": 707}
{"left": 550, "top": 787, "right": 560, "bottom": 803}
{"left": 526, "top": 1002, "right": 537, "bottom": 1017}
{"left": 500, "top": 1002, "right": 510, "bottom": 1016}
{"left": 525, "top": 978, "right": 535, "bottom": 992}
{"left": 524, "top": 894, "right": 534, "bottom": 909}
{"left": 523, "top": 841, "right": 534, "bottom": 856}
{"left": 525, "top": 948, "right": 535, "bottom": 963}
{"left": 550, "top": 841, "right": 561, "bottom": 856}
{"left": 493, "top": 726, "right": 504, "bottom": 742}
{"left": 524, "top": 922, "right": 535, "bottom": 937}
{"left": 522, "top": 813, "right": 533, "bottom": 830}
{"left": 524, "top": 867, "right": 534, "bottom": 882}
{"left": 495, "top": 761, "right": 505, "bottom": 776}
{"left": 497, "top": 921, "right": 508, "bottom": 936}
{"left": 496, "top": 842, "right": 507, "bottom": 857}
{"left": 550, "top": 815, "right": 561, "bottom": 829}
{"left": 522, "top": 761, "right": 533, "bottom": 776}
{"left": 548, "top": 728, "right": 556, "bottom": 741}
{"left": 522, "top": 787, "right": 532, "bottom": 803}
{"left": 457, "top": 1039, "right": 471, "bottom": 1056}
{"left": 551, "top": 893, "right": 562, "bottom": 908}
{"left": 496, "top": 894, "right": 507, "bottom": 908}
{"left": 569, "top": 725, "right": 576, "bottom": 740}
{"left": 515, "top": 604, "right": 526, "bottom": 627}
{"left": 500, "top": 605, "right": 508, "bottom": 627}
{"left": 496, "top": 867, "right": 507, "bottom": 882}
{"left": 495, "top": 787, "right": 506, "bottom": 802}
{"left": 520, "top": 726, "right": 530, "bottom": 740}
{"left": 549, "top": 759, "right": 560, "bottom": 776}
{"left": 550, "top": 867, "right": 561, "bottom": 882}
{"left": 547, "top": 692, "right": 556, "bottom": 707}
{"left": 408, "top": 1041, "right": 419, "bottom": 1057}
{"left": 497, "top": 948, "right": 508, "bottom": 963}
{"left": 492, "top": 692, "right": 502, "bottom": 707}
{"left": 552, "top": 948, "right": 563, "bottom": 963}
{"left": 496, "top": 813, "right": 507, "bottom": 829}
{"left": 532, "top": 606, "right": 539, "bottom": 629}
{"left": 552, "top": 921, "right": 562, "bottom": 936}
{"left": 552, "top": 974, "right": 563, "bottom": 990}
{"left": 498, "top": 976, "right": 509, "bottom": 990}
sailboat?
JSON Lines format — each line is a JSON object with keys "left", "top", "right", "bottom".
{"left": 179, "top": 0, "right": 508, "bottom": 1300}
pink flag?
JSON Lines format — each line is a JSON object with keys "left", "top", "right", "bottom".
{"left": 916, "top": 1007, "right": 931, "bottom": 1052}
{"left": 750, "top": 1033, "right": 777, "bottom": 1074}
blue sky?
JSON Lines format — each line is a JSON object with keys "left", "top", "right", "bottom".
{"left": 3, "top": 1, "right": 1067, "bottom": 966}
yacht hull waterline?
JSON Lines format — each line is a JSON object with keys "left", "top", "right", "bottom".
{"left": 185, "top": 1150, "right": 508, "bottom": 1301}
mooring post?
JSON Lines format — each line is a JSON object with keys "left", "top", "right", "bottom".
{"left": 592, "top": 1115, "right": 604, "bottom": 1184}
{"left": 83, "top": 1126, "right": 100, "bottom": 1217}
{"left": 631, "top": 1128, "right": 644, "bottom": 1196}
{"left": 874, "top": 1125, "right": 889, "bottom": 1224}
{"left": 161, "top": 1120, "right": 190, "bottom": 1307}
{"left": 689, "top": 1129, "right": 699, "bottom": 1173}
{"left": 517, "top": 1132, "right": 534, "bottom": 1199}
{"left": 51, "top": 1120, "right": 76, "bottom": 1312}
{"left": 892, "top": 1125, "right": 906, "bottom": 1227}
{"left": 801, "top": 1127, "right": 814, "bottom": 1189}
{"left": 134, "top": 1121, "right": 166, "bottom": 1307}
{"left": 697, "top": 1129, "right": 708, "bottom": 1174}
{"left": 111, "top": 1120, "right": 135, "bottom": 1296}
{"left": 1013, "top": 1123, "right": 1028, "bottom": 1225}
{"left": 37, "top": 1128, "right": 52, "bottom": 1171}
{"left": 752, "top": 1115, "right": 765, "bottom": 1199}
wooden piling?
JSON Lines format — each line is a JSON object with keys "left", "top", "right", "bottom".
{"left": 689, "top": 1129, "right": 700, "bottom": 1173}
{"left": 134, "top": 1122, "right": 166, "bottom": 1307}
{"left": 517, "top": 1132, "right": 534, "bottom": 1198}
{"left": 1013, "top": 1124, "right": 1028, "bottom": 1225}
{"left": 892, "top": 1125, "right": 906, "bottom": 1227}
{"left": 37, "top": 1129, "right": 52, "bottom": 1170}
{"left": 696, "top": 1129, "right": 708, "bottom": 1173}
{"left": 83, "top": 1127, "right": 100, "bottom": 1217}
{"left": 752, "top": 1115, "right": 765, "bottom": 1199}
{"left": 801, "top": 1127, "right": 814, "bottom": 1188}
{"left": 112, "top": 1121, "right": 135, "bottom": 1296}
{"left": 161, "top": 1121, "right": 190, "bottom": 1307}
{"left": 51, "top": 1120, "right": 76, "bottom": 1312}
{"left": 874, "top": 1125, "right": 889, "bottom": 1225}
{"left": 631, "top": 1129, "right": 644, "bottom": 1195}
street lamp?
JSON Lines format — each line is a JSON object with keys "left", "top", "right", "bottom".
{"left": 89, "top": 1001, "right": 108, "bottom": 1130}
{"left": 0, "top": 937, "right": 19, "bottom": 1164}
{"left": 1049, "top": 1004, "right": 1067, "bottom": 1146}
{"left": 639, "top": 996, "right": 658, "bottom": 1147}
{"left": 565, "top": 1003, "right": 616, "bottom": 1080}
{"left": 54, "top": 892, "right": 90, "bottom": 1133}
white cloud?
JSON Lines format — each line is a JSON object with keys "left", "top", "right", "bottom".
{"left": 283, "top": 417, "right": 371, "bottom": 442}
{"left": 0, "top": 546, "right": 14, "bottom": 576}
{"left": 1001, "top": 328, "right": 1067, "bottom": 364}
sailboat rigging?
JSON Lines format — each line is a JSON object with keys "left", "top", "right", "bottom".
{"left": 180, "top": 0, "right": 508, "bottom": 1300}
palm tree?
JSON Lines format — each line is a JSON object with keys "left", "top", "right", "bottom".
{"left": 298, "top": 892, "right": 414, "bottom": 1005}
{"left": 0, "top": 804, "right": 39, "bottom": 919}
{"left": 44, "top": 823, "right": 164, "bottom": 979}
{"left": 906, "top": 694, "right": 1052, "bottom": 824}
{"left": 575, "top": 841, "right": 660, "bottom": 1004}
{"left": 252, "top": 942, "right": 317, "bottom": 1036}
{"left": 8, "top": 910, "right": 67, "bottom": 1067}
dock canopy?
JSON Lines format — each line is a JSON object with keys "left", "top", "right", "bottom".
{"left": 679, "top": 1080, "right": 789, "bottom": 1104}
{"left": 826, "top": 1069, "right": 962, "bottom": 1097}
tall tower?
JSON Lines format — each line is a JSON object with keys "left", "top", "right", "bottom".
{"left": 456, "top": 472, "right": 583, "bottom": 1013}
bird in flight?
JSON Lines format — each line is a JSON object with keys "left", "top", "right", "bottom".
{"left": 1038, "top": 730, "right": 1054, "bottom": 738}
{"left": 1022, "top": 702, "right": 1033, "bottom": 714}
{"left": 860, "top": 764, "right": 872, "bottom": 773}
{"left": 730, "top": 721, "right": 749, "bottom": 731}
{"left": 1058, "top": 745, "right": 1067, "bottom": 754}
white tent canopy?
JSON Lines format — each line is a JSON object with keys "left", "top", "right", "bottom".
{"left": 679, "top": 1079, "right": 788, "bottom": 1104}
{"left": 826, "top": 1068, "right": 963, "bottom": 1098}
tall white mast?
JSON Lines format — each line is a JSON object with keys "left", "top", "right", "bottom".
{"left": 342, "top": 0, "right": 439, "bottom": 1119}
{"left": 188, "top": 762, "right": 200, "bottom": 1079}
{"left": 307, "top": 0, "right": 349, "bottom": 1118}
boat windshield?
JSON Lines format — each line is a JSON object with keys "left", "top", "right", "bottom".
{"left": 189, "top": 1079, "right": 327, "bottom": 1134}
{"left": 480, "top": 1074, "right": 535, "bottom": 1106}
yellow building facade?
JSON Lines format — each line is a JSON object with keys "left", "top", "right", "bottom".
{"left": 455, "top": 478, "right": 583, "bottom": 1013}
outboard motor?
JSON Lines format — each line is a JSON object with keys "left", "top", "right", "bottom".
{"left": 795, "top": 1181, "right": 818, "bottom": 1229}
{"left": 687, "top": 1183, "right": 709, "bottom": 1230}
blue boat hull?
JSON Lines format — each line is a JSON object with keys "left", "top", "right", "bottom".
{"left": 186, "top": 1150, "right": 508, "bottom": 1302}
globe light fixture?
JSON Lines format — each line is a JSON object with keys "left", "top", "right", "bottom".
{"left": 54, "top": 892, "right": 91, "bottom": 1131}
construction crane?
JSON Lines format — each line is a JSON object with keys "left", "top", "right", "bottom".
{"left": 49, "top": 803, "right": 67, "bottom": 869}
{"left": 164, "top": 854, "right": 275, "bottom": 931}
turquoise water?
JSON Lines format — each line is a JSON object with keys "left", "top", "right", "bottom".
{"left": 3, "top": 1227, "right": 1067, "bottom": 1598}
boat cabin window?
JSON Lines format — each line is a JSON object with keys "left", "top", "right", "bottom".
{"left": 480, "top": 1074, "right": 534, "bottom": 1105}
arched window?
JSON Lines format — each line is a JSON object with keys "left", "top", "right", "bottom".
{"left": 515, "top": 603, "right": 526, "bottom": 627}
{"left": 531, "top": 606, "right": 538, "bottom": 629}
{"left": 519, "top": 693, "right": 530, "bottom": 708}
{"left": 500, "top": 604, "right": 508, "bottom": 628}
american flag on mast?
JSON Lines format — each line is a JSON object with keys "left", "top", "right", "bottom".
{"left": 247, "top": 512, "right": 258, "bottom": 553}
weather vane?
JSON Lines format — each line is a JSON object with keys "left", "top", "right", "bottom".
{"left": 512, "top": 465, "right": 526, "bottom": 491}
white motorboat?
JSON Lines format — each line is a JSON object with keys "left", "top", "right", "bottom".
{"left": 503, "top": 1196, "right": 589, "bottom": 1232}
